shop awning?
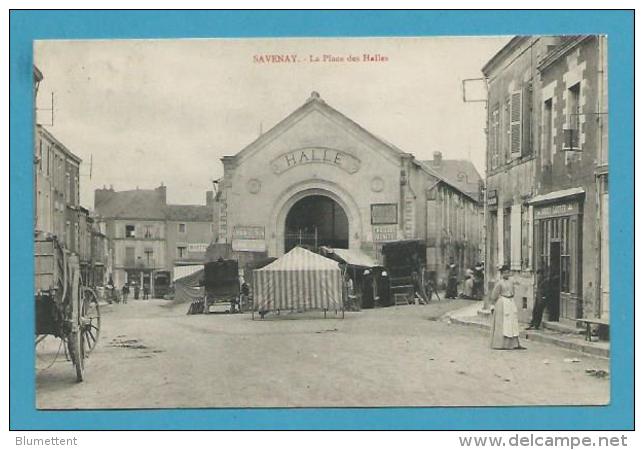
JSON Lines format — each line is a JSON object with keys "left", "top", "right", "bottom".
{"left": 327, "top": 247, "right": 379, "bottom": 268}
{"left": 528, "top": 187, "right": 585, "bottom": 205}
{"left": 173, "top": 264, "right": 203, "bottom": 282}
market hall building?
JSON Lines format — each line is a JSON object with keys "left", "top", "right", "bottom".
{"left": 214, "top": 92, "right": 483, "bottom": 285}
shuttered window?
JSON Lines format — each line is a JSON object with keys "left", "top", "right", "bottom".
{"left": 510, "top": 91, "right": 522, "bottom": 155}
{"left": 504, "top": 98, "right": 511, "bottom": 162}
{"left": 523, "top": 82, "right": 533, "bottom": 155}
{"left": 510, "top": 205, "right": 522, "bottom": 270}
{"left": 503, "top": 208, "right": 511, "bottom": 266}
{"left": 520, "top": 205, "right": 531, "bottom": 269}
{"left": 490, "top": 105, "right": 500, "bottom": 169}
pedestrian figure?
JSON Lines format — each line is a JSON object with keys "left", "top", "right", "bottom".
{"left": 527, "top": 269, "right": 551, "bottom": 330}
{"left": 460, "top": 268, "right": 475, "bottom": 299}
{"left": 143, "top": 284, "right": 150, "bottom": 300}
{"left": 344, "top": 273, "right": 357, "bottom": 310}
{"left": 377, "top": 270, "right": 391, "bottom": 307}
{"left": 240, "top": 280, "right": 250, "bottom": 312}
{"left": 134, "top": 283, "right": 140, "bottom": 300}
{"left": 361, "top": 269, "right": 374, "bottom": 309}
{"left": 106, "top": 278, "right": 115, "bottom": 304}
{"left": 473, "top": 262, "right": 485, "bottom": 299}
{"left": 121, "top": 284, "right": 130, "bottom": 304}
{"left": 490, "top": 265, "right": 526, "bottom": 350}
{"left": 446, "top": 260, "right": 459, "bottom": 299}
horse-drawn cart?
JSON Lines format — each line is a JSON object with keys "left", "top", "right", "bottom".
{"left": 35, "top": 232, "right": 101, "bottom": 382}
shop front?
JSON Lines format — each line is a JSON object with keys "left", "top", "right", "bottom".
{"left": 531, "top": 191, "right": 584, "bottom": 322}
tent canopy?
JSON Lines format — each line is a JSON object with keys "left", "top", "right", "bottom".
{"left": 173, "top": 266, "right": 204, "bottom": 304}
{"left": 321, "top": 247, "right": 379, "bottom": 268}
{"left": 257, "top": 247, "right": 340, "bottom": 271}
{"left": 253, "top": 247, "right": 343, "bottom": 312}
{"left": 173, "top": 264, "right": 203, "bottom": 282}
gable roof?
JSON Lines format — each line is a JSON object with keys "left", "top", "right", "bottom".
{"left": 37, "top": 124, "right": 82, "bottom": 164}
{"left": 231, "top": 92, "right": 408, "bottom": 164}
{"left": 421, "top": 159, "right": 482, "bottom": 198}
{"left": 481, "top": 36, "right": 529, "bottom": 76}
{"left": 257, "top": 246, "right": 340, "bottom": 272}
{"left": 229, "top": 92, "right": 481, "bottom": 202}
{"left": 165, "top": 204, "right": 212, "bottom": 222}
{"left": 95, "top": 189, "right": 166, "bottom": 220}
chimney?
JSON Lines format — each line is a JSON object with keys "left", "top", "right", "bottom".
{"left": 156, "top": 183, "right": 167, "bottom": 205}
{"left": 206, "top": 191, "right": 214, "bottom": 206}
{"left": 94, "top": 187, "right": 114, "bottom": 212}
{"left": 433, "top": 151, "right": 443, "bottom": 167}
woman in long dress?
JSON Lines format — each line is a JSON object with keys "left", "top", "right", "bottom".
{"left": 446, "top": 262, "right": 459, "bottom": 299}
{"left": 490, "top": 265, "right": 526, "bottom": 350}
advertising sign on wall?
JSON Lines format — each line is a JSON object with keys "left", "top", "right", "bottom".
{"left": 371, "top": 203, "right": 398, "bottom": 225}
{"left": 232, "top": 226, "right": 266, "bottom": 252}
{"left": 372, "top": 225, "right": 398, "bottom": 242}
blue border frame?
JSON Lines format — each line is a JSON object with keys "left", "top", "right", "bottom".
{"left": 9, "top": 10, "right": 634, "bottom": 430}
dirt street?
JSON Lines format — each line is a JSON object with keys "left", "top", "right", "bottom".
{"left": 36, "top": 299, "right": 609, "bottom": 409}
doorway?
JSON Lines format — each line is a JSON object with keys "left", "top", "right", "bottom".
{"left": 284, "top": 195, "right": 349, "bottom": 252}
{"left": 548, "top": 241, "right": 561, "bottom": 321}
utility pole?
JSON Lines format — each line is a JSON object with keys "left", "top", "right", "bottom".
{"left": 36, "top": 91, "right": 56, "bottom": 127}
{"left": 462, "top": 77, "right": 489, "bottom": 304}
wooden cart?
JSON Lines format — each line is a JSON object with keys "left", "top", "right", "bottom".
{"left": 35, "top": 233, "right": 101, "bottom": 382}
{"left": 203, "top": 259, "right": 240, "bottom": 313}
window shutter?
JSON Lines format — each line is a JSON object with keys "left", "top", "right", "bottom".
{"left": 510, "top": 205, "right": 522, "bottom": 270}
{"left": 527, "top": 205, "right": 534, "bottom": 269}
{"left": 491, "top": 107, "right": 500, "bottom": 169}
{"left": 510, "top": 91, "right": 522, "bottom": 154}
{"left": 497, "top": 211, "right": 504, "bottom": 268}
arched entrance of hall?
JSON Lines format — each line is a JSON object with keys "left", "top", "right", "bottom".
{"left": 284, "top": 195, "right": 349, "bottom": 252}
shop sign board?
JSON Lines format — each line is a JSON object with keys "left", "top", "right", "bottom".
{"left": 187, "top": 243, "right": 208, "bottom": 253}
{"left": 534, "top": 201, "right": 580, "bottom": 219}
{"left": 487, "top": 189, "right": 498, "bottom": 207}
{"left": 233, "top": 226, "right": 265, "bottom": 240}
{"left": 271, "top": 148, "right": 361, "bottom": 175}
{"left": 232, "top": 226, "right": 266, "bottom": 252}
{"left": 371, "top": 203, "right": 398, "bottom": 225}
{"left": 232, "top": 239, "right": 267, "bottom": 252}
{"left": 372, "top": 225, "right": 398, "bottom": 242}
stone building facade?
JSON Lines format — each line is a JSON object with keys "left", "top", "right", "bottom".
{"left": 35, "top": 124, "right": 82, "bottom": 252}
{"left": 482, "top": 35, "right": 609, "bottom": 324}
{"left": 165, "top": 192, "right": 216, "bottom": 270}
{"left": 214, "top": 92, "right": 482, "bottom": 284}
{"left": 422, "top": 152, "right": 484, "bottom": 284}
{"left": 95, "top": 185, "right": 214, "bottom": 295}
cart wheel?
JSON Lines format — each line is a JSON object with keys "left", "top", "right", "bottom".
{"left": 67, "top": 330, "right": 85, "bottom": 382}
{"left": 81, "top": 287, "right": 101, "bottom": 354}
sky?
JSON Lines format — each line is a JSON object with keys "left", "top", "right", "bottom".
{"left": 34, "top": 36, "right": 510, "bottom": 208}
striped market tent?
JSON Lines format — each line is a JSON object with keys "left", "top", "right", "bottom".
{"left": 253, "top": 246, "right": 343, "bottom": 313}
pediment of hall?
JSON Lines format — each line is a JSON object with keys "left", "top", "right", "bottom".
{"left": 228, "top": 93, "right": 405, "bottom": 182}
